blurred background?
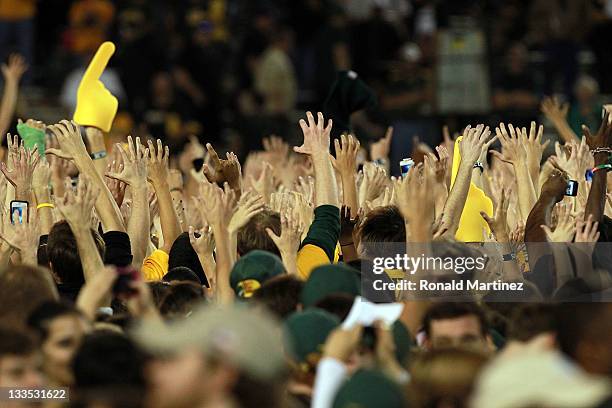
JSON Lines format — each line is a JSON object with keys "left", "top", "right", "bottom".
{"left": 1, "top": 0, "right": 611, "bottom": 165}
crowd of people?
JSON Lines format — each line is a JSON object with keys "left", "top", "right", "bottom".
{"left": 0, "top": 1, "right": 611, "bottom": 408}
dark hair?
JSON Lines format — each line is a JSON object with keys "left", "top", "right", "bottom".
{"left": 169, "top": 233, "right": 208, "bottom": 287}
{"left": 555, "top": 303, "right": 612, "bottom": 360}
{"left": 159, "top": 282, "right": 204, "bottom": 317}
{"left": 148, "top": 281, "right": 172, "bottom": 308}
{"left": 47, "top": 220, "right": 105, "bottom": 285}
{"left": 507, "top": 303, "right": 557, "bottom": 342}
{"left": 423, "top": 303, "right": 488, "bottom": 337}
{"left": 0, "top": 265, "right": 58, "bottom": 330}
{"left": 163, "top": 266, "right": 201, "bottom": 285}
{"left": 251, "top": 275, "right": 303, "bottom": 319}
{"left": 313, "top": 293, "right": 355, "bottom": 321}
{"left": 27, "top": 300, "right": 81, "bottom": 341}
{"left": 237, "top": 210, "right": 281, "bottom": 257}
{"left": 72, "top": 330, "right": 148, "bottom": 389}
{"left": 358, "top": 206, "right": 405, "bottom": 257}
{"left": 0, "top": 327, "right": 36, "bottom": 357}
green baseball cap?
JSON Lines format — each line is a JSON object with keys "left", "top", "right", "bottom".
{"left": 230, "top": 250, "right": 285, "bottom": 298}
{"left": 333, "top": 369, "right": 406, "bottom": 408}
{"left": 284, "top": 308, "right": 339, "bottom": 371}
{"left": 300, "top": 264, "right": 361, "bottom": 308}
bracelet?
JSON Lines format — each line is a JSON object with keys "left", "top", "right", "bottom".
{"left": 592, "top": 163, "right": 612, "bottom": 173}
{"left": 502, "top": 252, "right": 516, "bottom": 261}
{"left": 590, "top": 147, "right": 612, "bottom": 155}
{"left": 90, "top": 151, "right": 107, "bottom": 160}
{"left": 473, "top": 161, "right": 484, "bottom": 173}
{"left": 36, "top": 203, "right": 54, "bottom": 209}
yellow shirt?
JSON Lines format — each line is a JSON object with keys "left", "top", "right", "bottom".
{"left": 296, "top": 243, "right": 340, "bottom": 280}
{"left": 142, "top": 249, "right": 169, "bottom": 281}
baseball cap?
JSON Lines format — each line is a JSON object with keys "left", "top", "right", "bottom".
{"left": 301, "top": 264, "right": 361, "bottom": 308}
{"left": 333, "top": 369, "right": 406, "bottom": 408}
{"left": 230, "top": 250, "right": 286, "bottom": 298}
{"left": 284, "top": 309, "right": 339, "bottom": 370}
{"left": 132, "top": 304, "right": 286, "bottom": 380}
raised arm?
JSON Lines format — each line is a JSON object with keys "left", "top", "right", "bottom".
{"left": 106, "top": 136, "right": 150, "bottom": 266}
{"left": 441, "top": 125, "right": 492, "bottom": 237}
{"left": 55, "top": 175, "right": 105, "bottom": 281}
{"left": 146, "top": 139, "right": 181, "bottom": 252}
{"left": 47, "top": 120, "right": 126, "bottom": 232}
{"left": 331, "top": 134, "right": 360, "bottom": 213}
{"left": 0, "top": 54, "right": 27, "bottom": 137}
{"left": 583, "top": 111, "right": 612, "bottom": 223}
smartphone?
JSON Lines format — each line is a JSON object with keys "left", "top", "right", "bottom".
{"left": 10, "top": 200, "right": 29, "bottom": 224}
{"left": 565, "top": 180, "right": 578, "bottom": 196}
{"left": 400, "top": 158, "right": 414, "bottom": 178}
{"left": 112, "top": 266, "right": 140, "bottom": 297}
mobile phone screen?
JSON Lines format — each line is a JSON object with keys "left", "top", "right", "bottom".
{"left": 10, "top": 201, "right": 29, "bottom": 224}
{"left": 565, "top": 180, "right": 578, "bottom": 196}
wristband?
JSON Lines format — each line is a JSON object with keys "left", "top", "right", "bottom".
{"left": 374, "top": 158, "right": 387, "bottom": 167}
{"left": 473, "top": 161, "right": 484, "bottom": 173}
{"left": 90, "top": 151, "right": 107, "bottom": 160}
{"left": 36, "top": 203, "right": 54, "bottom": 209}
{"left": 502, "top": 252, "right": 516, "bottom": 261}
{"left": 585, "top": 164, "right": 612, "bottom": 181}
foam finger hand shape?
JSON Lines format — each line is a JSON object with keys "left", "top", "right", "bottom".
{"left": 73, "top": 42, "right": 118, "bottom": 132}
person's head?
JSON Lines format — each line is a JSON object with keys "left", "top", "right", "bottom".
{"left": 0, "top": 327, "right": 43, "bottom": 389}
{"left": 507, "top": 303, "right": 557, "bottom": 342}
{"left": 333, "top": 369, "right": 406, "bottom": 408}
{"left": 574, "top": 75, "right": 599, "bottom": 104}
{"left": 73, "top": 330, "right": 148, "bottom": 391}
{"left": 230, "top": 250, "right": 285, "bottom": 299}
{"left": 47, "top": 220, "right": 105, "bottom": 286}
{"left": 27, "top": 301, "right": 89, "bottom": 386}
{"left": 555, "top": 303, "right": 612, "bottom": 378}
{"left": 357, "top": 206, "right": 405, "bottom": 258}
{"left": 169, "top": 233, "right": 209, "bottom": 287}
{"left": 409, "top": 348, "right": 489, "bottom": 408}
{"left": 423, "top": 303, "right": 491, "bottom": 352}
{"left": 134, "top": 305, "right": 286, "bottom": 408}
{"left": 300, "top": 264, "right": 361, "bottom": 308}
{"left": 0, "top": 265, "right": 58, "bottom": 330}
{"left": 159, "top": 282, "right": 205, "bottom": 318}
{"left": 163, "top": 267, "right": 201, "bottom": 285}
{"left": 251, "top": 275, "right": 304, "bottom": 319}
{"left": 237, "top": 210, "right": 281, "bottom": 257}
{"left": 271, "top": 25, "right": 294, "bottom": 52}
{"left": 284, "top": 309, "right": 339, "bottom": 386}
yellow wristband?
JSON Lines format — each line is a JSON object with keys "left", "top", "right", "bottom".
{"left": 37, "top": 203, "right": 54, "bottom": 209}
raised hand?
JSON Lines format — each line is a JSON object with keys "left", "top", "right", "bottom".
{"left": 56, "top": 175, "right": 100, "bottom": 230}
{"left": 266, "top": 210, "right": 304, "bottom": 274}
{"left": 480, "top": 188, "right": 511, "bottom": 242}
{"left": 397, "top": 162, "right": 434, "bottom": 229}
{"left": 332, "top": 134, "right": 360, "bottom": 175}
{"left": 541, "top": 203, "right": 575, "bottom": 242}
{"left": 0, "top": 208, "right": 39, "bottom": 256}
{"left": 459, "top": 124, "right": 493, "bottom": 165}
{"left": 106, "top": 136, "right": 149, "bottom": 186}
{"left": 202, "top": 144, "right": 242, "bottom": 194}
{"left": 582, "top": 109, "right": 612, "bottom": 151}
{"left": 201, "top": 182, "right": 236, "bottom": 227}
{"left": 523, "top": 121, "right": 549, "bottom": 168}
{"left": 294, "top": 111, "right": 332, "bottom": 156}
{"left": 491, "top": 123, "right": 526, "bottom": 165}
{"left": 1, "top": 144, "right": 40, "bottom": 199}
{"left": 46, "top": 120, "right": 88, "bottom": 161}
{"left": 370, "top": 126, "right": 393, "bottom": 161}
{"left": 540, "top": 169, "right": 569, "bottom": 203}
{"left": 551, "top": 137, "right": 592, "bottom": 181}
{"left": 262, "top": 135, "right": 289, "bottom": 164}
{"left": 228, "top": 190, "right": 265, "bottom": 234}
{"left": 248, "top": 162, "right": 275, "bottom": 204}
{"left": 146, "top": 139, "right": 170, "bottom": 186}
{"left": 73, "top": 42, "right": 118, "bottom": 132}
{"left": 189, "top": 223, "right": 216, "bottom": 258}
{"left": 575, "top": 214, "right": 600, "bottom": 255}
{"left": 359, "top": 162, "right": 387, "bottom": 204}
{"left": 105, "top": 150, "right": 126, "bottom": 206}
{"left": 1, "top": 53, "right": 27, "bottom": 83}
{"left": 541, "top": 96, "right": 569, "bottom": 123}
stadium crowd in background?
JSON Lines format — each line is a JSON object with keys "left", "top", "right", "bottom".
{"left": 0, "top": 1, "right": 611, "bottom": 408}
